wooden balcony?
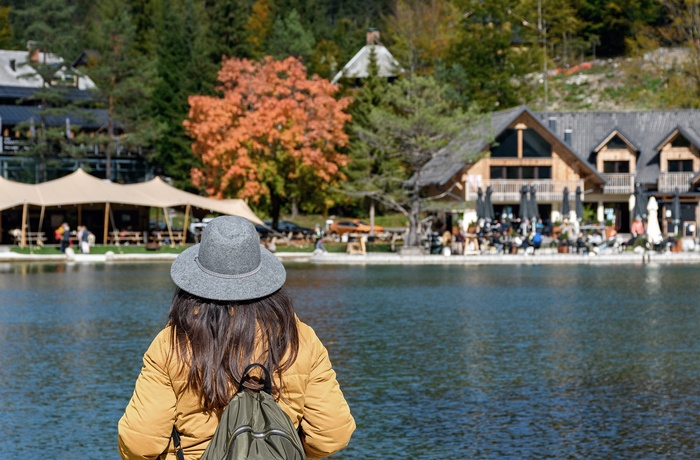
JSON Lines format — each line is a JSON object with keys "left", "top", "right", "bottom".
{"left": 465, "top": 179, "right": 584, "bottom": 203}
{"left": 603, "top": 173, "right": 634, "bottom": 194}
{"left": 658, "top": 172, "right": 694, "bottom": 193}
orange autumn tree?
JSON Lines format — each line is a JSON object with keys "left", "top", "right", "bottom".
{"left": 185, "top": 56, "right": 351, "bottom": 228}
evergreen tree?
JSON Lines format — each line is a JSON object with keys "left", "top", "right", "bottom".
{"left": 353, "top": 74, "right": 482, "bottom": 246}
{"left": 150, "top": 0, "right": 217, "bottom": 188}
{"left": 344, "top": 46, "right": 390, "bottom": 218}
{"left": 86, "top": 0, "right": 159, "bottom": 181}
{"left": 204, "top": 0, "right": 255, "bottom": 59}
{"left": 267, "top": 9, "right": 315, "bottom": 60}
{"left": 0, "top": 5, "right": 14, "bottom": 49}
{"left": 13, "top": 0, "right": 80, "bottom": 182}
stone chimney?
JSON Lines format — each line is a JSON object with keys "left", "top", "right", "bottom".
{"left": 366, "top": 28, "right": 380, "bottom": 45}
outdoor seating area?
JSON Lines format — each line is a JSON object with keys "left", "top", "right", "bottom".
{"left": 9, "top": 230, "right": 46, "bottom": 246}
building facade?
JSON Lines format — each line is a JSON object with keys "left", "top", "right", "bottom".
{"left": 0, "top": 48, "right": 150, "bottom": 183}
{"left": 420, "top": 106, "right": 700, "bottom": 237}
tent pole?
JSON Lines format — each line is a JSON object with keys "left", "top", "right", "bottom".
{"left": 103, "top": 202, "right": 110, "bottom": 244}
{"left": 38, "top": 206, "right": 45, "bottom": 239}
{"left": 181, "top": 204, "right": 190, "bottom": 245}
{"left": 163, "top": 207, "right": 174, "bottom": 247}
{"left": 20, "top": 202, "right": 27, "bottom": 248}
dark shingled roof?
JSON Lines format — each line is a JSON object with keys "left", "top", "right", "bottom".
{"left": 537, "top": 110, "right": 700, "bottom": 185}
{"left": 0, "top": 105, "right": 108, "bottom": 129}
{"left": 419, "top": 106, "right": 700, "bottom": 187}
{"left": 419, "top": 106, "right": 606, "bottom": 186}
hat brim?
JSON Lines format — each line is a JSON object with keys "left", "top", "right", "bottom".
{"left": 170, "top": 244, "right": 286, "bottom": 301}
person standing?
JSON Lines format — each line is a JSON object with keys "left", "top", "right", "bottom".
{"left": 118, "top": 216, "right": 355, "bottom": 459}
{"left": 80, "top": 226, "right": 91, "bottom": 254}
{"left": 59, "top": 223, "right": 70, "bottom": 253}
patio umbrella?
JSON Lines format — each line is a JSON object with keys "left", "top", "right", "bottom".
{"left": 575, "top": 185, "right": 583, "bottom": 222}
{"left": 485, "top": 186, "right": 495, "bottom": 221}
{"left": 672, "top": 188, "right": 681, "bottom": 235}
{"left": 529, "top": 185, "right": 538, "bottom": 223}
{"left": 646, "top": 196, "right": 662, "bottom": 245}
{"left": 476, "top": 187, "right": 485, "bottom": 220}
{"left": 562, "top": 187, "right": 570, "bottom": 220}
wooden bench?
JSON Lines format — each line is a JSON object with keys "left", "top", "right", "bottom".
{"left": 11, "top": 230, "right": 47, "bottom": 246}
{"left": 150, "top": 231, "right": 185, "bottom": 246}
{"left": 108, "top": 231, "right": 145, "bottom": 245}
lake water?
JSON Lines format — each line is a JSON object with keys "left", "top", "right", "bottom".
{"left": 1, "top": 262, "right": 699, "bottom": 459}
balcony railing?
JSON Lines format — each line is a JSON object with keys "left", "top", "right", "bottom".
{"left": 603, "top": 173, "right": 634, "bottom": 194}
{"left": 658, "top": 172, "right": 694, "bottom": 193}
{"left": 465, "top": 179, "right": 584, "bottom": 203}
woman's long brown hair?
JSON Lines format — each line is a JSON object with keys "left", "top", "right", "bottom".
{"left": 168, "top": 287, "right": 299, "bottom": 412}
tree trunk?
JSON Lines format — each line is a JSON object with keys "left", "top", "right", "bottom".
{"left": 107, "top": 92, "right": 114, "bottom": 181}
{"left": 270, "top": 189, "right": 281, "bottom": 230}
{"left": 291, "top": 198, "right": 298, "bottom": 219}
{"left": 369, "top": 200, "right": 375, "bottom": 236}
{"left": 407, "top": 185, "right": 421, "bottom": 247}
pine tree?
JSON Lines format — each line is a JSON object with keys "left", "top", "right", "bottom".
{"left": 13, "top": 0, "right": 80, "bottom": 182}
{"left": 266, "top": 9, "right": 315, "bottom": 60}
{"left": 86, "top": 0, "right": 159, "bottom": 181}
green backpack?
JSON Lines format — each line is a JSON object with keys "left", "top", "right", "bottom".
{"left": 173, "top": 364, "right": 306, "bottom": 460}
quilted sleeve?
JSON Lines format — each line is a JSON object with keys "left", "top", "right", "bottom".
{"left": 118, "top": 329, "right": 178, "bottom": 460}
{"left": 299, "top": 328, "right": 356, "bottom": 459}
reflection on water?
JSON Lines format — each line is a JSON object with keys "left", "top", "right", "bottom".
{"left": 1, "top": 263, "right": 699, "bottom": 458}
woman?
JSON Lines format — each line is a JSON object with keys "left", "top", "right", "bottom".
{"left": 118, "top": 216, "right": 355, "bottom": 459}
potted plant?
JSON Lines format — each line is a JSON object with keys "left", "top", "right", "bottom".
{"left": 557, "top": 231, "right": 570, "bottom": 253}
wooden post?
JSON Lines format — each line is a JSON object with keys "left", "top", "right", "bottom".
{"left": 181, "top": 204, "right": 191, "bottom": 245}
{"left": 78, "top": 204, "right": 82, "bottom": 227}
{"left": 20, "top": 202, "right": 27, "bottom": 248}
{"left": 103, "top": 202, "right": 110, "bottom": 244}
{"left": 163, "top": 207, "right": 174, "bottom": 247}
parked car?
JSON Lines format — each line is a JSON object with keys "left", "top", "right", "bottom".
{"left": 263, "top": 220, "right": 314, "bottom": 236}
{"left": 327, "top": 219, "right": 384, "bottom": 236}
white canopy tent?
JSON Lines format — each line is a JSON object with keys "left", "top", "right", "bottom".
{"left": 0, "top": 169, "right": 263, "bottom": 247}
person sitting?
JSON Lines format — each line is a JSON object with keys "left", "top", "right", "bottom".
{"left": 626, "top": 216, "right": 646, "bottom": 247}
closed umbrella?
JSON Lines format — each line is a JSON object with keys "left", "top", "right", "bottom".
{"left": 562, "top": 187, "right": 570, "bottom": 220}
{"left": 485, "top": 186, "right": 495, "bottom": 221}
{"left": 476, "top": 187, "right": 485, "bottom": 220}
{"left": 646, "top": 196, "right": 662, "bottom": 245}
{"left": 529, "top": 185, "right": 538, "bottom": 223}
{"left": 672, "top": 189, "right": 681, "bottom": 235}
{"left": 633, "top": 184, "right": 648, "bottom": 220}
{"left": 519, "top": 185, "right": 529, "bottom": 234}
{"left": 575, "top": 185, "right": 583, "bottom": 222}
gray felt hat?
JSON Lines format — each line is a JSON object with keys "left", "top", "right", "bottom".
{"left": 170, "top": 216, "right": 285, "bottom": 301}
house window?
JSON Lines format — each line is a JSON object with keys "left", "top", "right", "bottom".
{"left": 603, "top": 161, "right": 630, "bottom": 173}
{"left": 522, "top": 129, "right": 552, "bottom": 157}
{"left": 668, "top": 160, "right": 693, "bottom": 172}
{"left": 671, "top": 135, "right": 690, "bottom": 148}
{"left": 607, "top": 135, "right": 627, "bottom": 150}
{"left": 490, "top": 166, "right": 551, "bottom": 179}
{"left": 490, "top": 129, "right": 518, "bottom": 158}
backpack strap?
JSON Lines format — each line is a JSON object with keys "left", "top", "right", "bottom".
{"left": 237, "top": 363, "right": 272, "bottom": 395}
{"left": 171, "top": 427, "right": 185, "bottom": 460}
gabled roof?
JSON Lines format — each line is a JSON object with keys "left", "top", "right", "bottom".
{"left": 536, "top": 110, "right": 700, "bottom": 185}
{"left": 0, "top": 49, "right": 96, "bottom": 91}
{"left": 419, "top": 105, "right": 605, "bottom": 186}
{"left": 331, "top": 44, "right": 402, "bottom": 84}
{"left": 653, "top": 125, "right": 700, "bottom": 151}
{"left": 592, "top": 128, "right": 640, "bottom": 154}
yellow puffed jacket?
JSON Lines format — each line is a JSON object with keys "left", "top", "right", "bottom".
{"left": 118, "top": 318, "right": 355, "bottom": 460}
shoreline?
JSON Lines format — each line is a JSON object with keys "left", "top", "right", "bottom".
{"left": 2, "top": 249, "right": 700, "bottom": 265}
